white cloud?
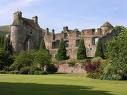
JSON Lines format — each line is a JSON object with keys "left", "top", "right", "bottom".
{"left": 0, "top": 0, "right": 42, "bottom": 25}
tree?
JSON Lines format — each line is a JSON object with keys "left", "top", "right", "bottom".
{"left": 0, "top": 35, "right": 5, "bottom": 49}
{"left": 95, "top": 26, "right": 126, "bottom": 59}
{"left": 55, "top": 39, "right": 68, "bottom": 61}
{"left": 10, "top": 51, "right": 33, "bottom": 71}
{"left": 0, "top": 48, "right": 5, "bottom": 70}
{"left": 101, "top": 27, "right": 127, "bottom": 80}
{"left": 0, "top": 48, "right": 13, "bottom": 70}
{"left": 39, "top": 38, "right": 46, "bottom": 50}
{"left": 33, "top": 50, "right": 51, "bottom": 70}
{"left": 77, "top": 38, "right": 87, "bottom": 60}
{"left": 95, "top": 39, "right": 105, "bottom": 59}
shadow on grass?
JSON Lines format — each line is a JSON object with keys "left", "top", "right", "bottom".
{"left": 0, "top": 82, "right": 113, "bottom": 95}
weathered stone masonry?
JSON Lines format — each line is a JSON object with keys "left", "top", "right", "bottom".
{"left": 10, "top": 11, "right": 42, "bottom": 52}
{"left": 9, "top": 11, "right": 113, "bottom": 59}
{"left": 44, "top": 22, "right": 113, "bottom": 59}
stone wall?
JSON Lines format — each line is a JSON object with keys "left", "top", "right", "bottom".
{"left": 57, "top": 64, "right": 85, "bottom": 73}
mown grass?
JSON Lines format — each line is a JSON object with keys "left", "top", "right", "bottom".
{"left": 0, "top": 74, "right": 127, "bottom": 95}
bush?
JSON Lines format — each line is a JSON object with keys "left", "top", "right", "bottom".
{"left": 33, "top": 71, "right": 47, "bottom": 75}
{"left": 101, "top": 64, "right": 127, "bottom": 80}
{"left": 9, "top": 71, "right": 19, "bottom": 74}
{"left": 19, "top": 67, "right": 31, "bottom": 74}
{"left": 0, "top": 70, "right": 8, "bottom": 74}
{"left": 84, "top": 57, "right": 103, "bottom": 79}
{"left": 33, "top": 50, "right": 51, "bottom": 70}
{"left": 46, "top": 64, "right": 58, "bottom": 74}
{"left": 67, "top": 59, "right": 77, "bottom": 67}
{"left": 52, "top": 58, "right": 59, "bottom": 64}
{"left": 11, "top": 52, "right": 33, "bottom": 71}
{"left": 29, "top": 66, "right": 42, "bottom": 74}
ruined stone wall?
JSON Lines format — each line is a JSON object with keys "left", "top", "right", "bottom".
{"left": 44, "top": 22, "right": 114, "bottom": 59}
{"left": 57, "top": 64, "right": 85, "bottom": 73}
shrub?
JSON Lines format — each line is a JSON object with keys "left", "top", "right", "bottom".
{"left": 101, "top": 64, "right": 127, "bottom": 80}
{"left": 29, "top": 66, "right": 42, "bottom": 74}
{"left": 11, "top": 52, "right": 33, "bottom": 71}
{"left": 67, "top": 59, "right": 77, "bottom": 67}
{"left": 52, "top": 58, "right": 59, "bottom": 64}
{"left": 46, "top": 64, "right": 58, "bottom": 74}
{"left": 9, "top": 71, "right": 19, "bottom": 74}
{"left": 85, "top": 57, "right": 103, "bottom": 79}
{"left": 19, "top": 67, "right": 31, "bottom": 74}
{"left": 33, "top": 49, "right": 51, "bottom": 70}
{"left": 33, "top": 71, "right": 47, "bottom": 75}
{"left": 0, "top": 70, "right": 7, "bottom": 74}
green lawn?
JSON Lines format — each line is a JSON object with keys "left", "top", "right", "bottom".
{"left": 0, "top": 74, "right": 127, "bottom": 95}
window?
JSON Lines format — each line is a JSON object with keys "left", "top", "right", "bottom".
{"left": 76, "top": 39, "right": 80, "bottom": 47}
{"left": 92, "top": 37, "right": 99, "bottom": 45}
{"left": 52, "top": 40, "right": 60, "bottom": 49}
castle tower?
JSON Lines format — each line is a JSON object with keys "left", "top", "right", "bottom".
{"left": 100, "top": 21, "right": 113, "bottom": 35}
{"left": 10, "top": 11, "right": 26, "bottom": 52}
{"left": 32, "top": 16, "right": 38, "bottom": 24}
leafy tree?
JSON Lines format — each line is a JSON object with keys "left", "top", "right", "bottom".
{"left": 0, "top": 35, "right": 5, "bottom": 49}
{"left": 33, "top": 50, "right": 51, "bottom": 70}
{"left": 77, "top": 38, "right": 87, "bottom": 60}
{"left": 101, "top": 27, "right": 127, "bottom": 80}
{"left": 0, "top": 48, "right": 5, "bottom": 69}
{"left": 95, "top": 26, "right": 126, "bottom": 59}
{"left": 10, "top": 51, "right": 33, "bottom": 71}
{"left": 55, "top": 39, "right": 68, "bottom": 61}
{"left": 0, "top": 48, "right": 13, "bottom": 70}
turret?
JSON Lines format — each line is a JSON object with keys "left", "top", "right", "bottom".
{"left": 13, "top": 11, "right": 22, "bottom": 21}
{"left": 101, "top": 21, "right": 113, "bottom": 35}
{"left": 32, "top": 16, "right": 38, "bottom": 24}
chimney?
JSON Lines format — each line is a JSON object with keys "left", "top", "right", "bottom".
{"left": 63, "top": 26, "right": 69, "bottom": 31}
{"left": 52, "top": 29, "right": 55, "bottom": 34}
{"left": 32, "top": 16, "right": 38, "bottom": 24}
{"left": 52, "top": 29, "right": 55, "bottom": 40}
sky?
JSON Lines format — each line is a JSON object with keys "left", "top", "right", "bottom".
{"left": 0, "top": 0, "right": 127, "bottom": 32}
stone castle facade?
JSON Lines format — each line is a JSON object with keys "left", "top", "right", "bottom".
{"left": 45, "top": 22, "right": 113, "bottom": 59}
{"left": 10, "top": 11, "right": 42, "bottom": 52}
{"left": 9, "top": 11, "right": 113, "bottom": 59}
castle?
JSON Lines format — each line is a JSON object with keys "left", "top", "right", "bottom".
{"left": 10, "top": 11, "right": 42, "bottom": 52}
{"left": 9, "top": 11, "right": 113, "bottom": 59}
{"left": 44, "top": 22, "right": 113, "bottom": 59}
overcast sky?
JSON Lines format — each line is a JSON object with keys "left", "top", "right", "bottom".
{"left": 0, "top": 0, "right": 127, "bottom": 32}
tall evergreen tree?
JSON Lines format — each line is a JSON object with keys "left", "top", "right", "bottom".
{"left": 95, "top": 39, "right": 105, "bottom": 58}
{"left": 39, "top": 38, "right": 46, "bottom": 50}
{"left": 77, "top": 38, "right": 87, "bottom": 60}
{"left": 55, "top": 39, "right": 68, "bottom": 61}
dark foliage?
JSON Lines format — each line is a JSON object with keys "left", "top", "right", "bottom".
{"left": 77, "top": 39, "right": 87, "bottom": 60}
{"left": 55, "top": 39, "right": 68, "bottom": 61}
